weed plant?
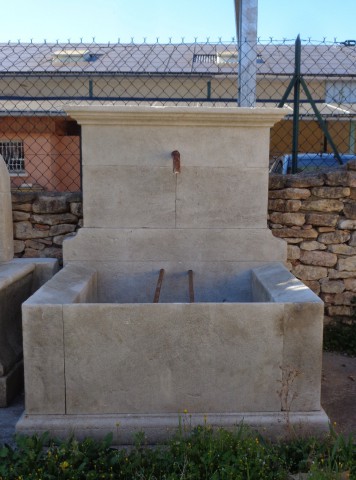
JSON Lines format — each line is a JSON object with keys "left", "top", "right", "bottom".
{"left": 323, "top": 322, "right": 356, "bottom": 357}
{"left": 0, "top": 424, "right": 355, "bottom": 479}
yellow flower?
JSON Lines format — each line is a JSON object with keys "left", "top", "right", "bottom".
{"left": 183, "top": 409, "right": 188, "bottom": 414}
{"left": 60, "top": 460, "right": 70, "bottom": 470}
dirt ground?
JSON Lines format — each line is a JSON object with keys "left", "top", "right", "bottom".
{"left": 321, "top": 352, "right": 356, "bottom": 436}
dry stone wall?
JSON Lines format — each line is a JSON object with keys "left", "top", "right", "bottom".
{"left": 269, "top": 161, "right": 356, "bottom": 324}
{"left": 11, "top": 161, "right": 356, "bottom": 324}
{"left": 12, "top": 191, "right": 82, "bottom": 264}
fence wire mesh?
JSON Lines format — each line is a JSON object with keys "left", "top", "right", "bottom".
{"left": 0, "top": 37, "right": 355, "bottom": 190}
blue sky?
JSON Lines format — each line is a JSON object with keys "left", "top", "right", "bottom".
{"left": 0, "top": 0, "right": 355, "bottom": 43}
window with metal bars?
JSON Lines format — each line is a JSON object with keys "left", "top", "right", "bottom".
{"left": 0, "top": 141, "right": 25, "bottom": 174}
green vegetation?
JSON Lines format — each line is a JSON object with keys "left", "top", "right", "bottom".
{"left": 0, "top": 425, "right": 354, "bottom": 479}
{"left": 323, "top": 322, "right": 356, "bottom": 357}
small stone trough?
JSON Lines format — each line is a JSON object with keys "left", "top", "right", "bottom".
{"left": 17, "top": 106, "right": 329, "bottom": 442}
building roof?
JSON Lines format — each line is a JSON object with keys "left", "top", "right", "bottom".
{"left": 0, "top": 42, "right": 355, "bottom": 77}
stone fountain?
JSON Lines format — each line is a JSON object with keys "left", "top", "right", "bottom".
{"left": 17, "top": 106, "right": 329, "bottom": 442}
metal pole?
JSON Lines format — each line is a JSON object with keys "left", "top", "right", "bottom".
{"left": 235, "top": 0, "right": 258, "bottom": 106}
{"left": 291, "top": 35, "right": 301, "bottom": 173}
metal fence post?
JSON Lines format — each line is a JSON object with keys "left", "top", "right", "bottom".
{"left": 291, "top": 35, "right": 301, "bottom": 173}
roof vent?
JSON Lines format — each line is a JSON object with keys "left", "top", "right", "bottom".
{"left": 216, "top": 51, "right": 238, "bottom": 65}
{"left": 193, "top": 54, "right": 217, "bottom": 63}
{"left": 52, "top": 49, "right": 95, "bottom": 63}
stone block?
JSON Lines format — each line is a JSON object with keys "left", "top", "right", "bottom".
{"left": 301, "top": 200, "right": 344, "bottom": 213}
{"left": 318, "top": 227, "right": 335, "bottom": 233}
{"left": 31, "top": 213, "right": 78, "bottom": 226}
{"left": 268, "top": 199, "right": 285, "bottom": 211}
{"left": 269, "top": 212, "right": 305, "bottom": 226}
{"left": 13, "top": 240, "right": 25, "bottom": 254}
{"left": 70, "top": 202, "right": 83, "bottom": 216}
{"left": 282, "top": 303, "right": 323, "bottom": 411}
{"left": 334, "top": 291, "right": 355, "bottom": 305}
{"left": 300, "top": 251, "right": 337, "bottom": 267}
{"left": 272, "top": 228, "right": 318, "bottom": 239}
{"left": 344, "top": 278, "right": 356, "bottom": 291}
{"left": 328, "top": 244, "right": 356, "bottom": 255}
{"left": 286, "top": 175, "right": 324, "bottom": 188}
{"left": 292, "top": 264, "right": 328, "bottom": 281}
{"left": 13, "top": 203, "right": 32, "bottom": 212}
{"left": 11, "top": 192, "right": 37, "bottom": 204}
{"left": 324, "top": 170, "right": 349, "bottom": 186}
{"left": 303, "top": 280, "right": 320, "bottom": 295}
{"left": 343, "top": 202, "right": 356, "bottom": 219}
{"left": 12, "top": 211, "right": 30, "bottom": 221}
{"left": 287, "top": 245, "right": 300, "bottom": 260}
{"left": 53, "top": 233, "right": 76, "bottom": 246}
{"left": 176, "top": 167, "right": 268, "bottom": 228}
{"left": 64, "top": 303, "right": 284, "bottom": 414}
{"left": 319, "top": 279, "right": 345, "bottom": 294}
{"left": 285, "top": 200, "right": 302, "bottom": 212}
{"left": 327, "top": 306, "right": 352, "bottom": 316}
{"left": 311, "top": 186, "right": 350, "bottom": 198}
{"left": 305, "top": 213, "right": 338, "bottom": 227}
{"left": 338, "top": 219, "right": 356, "bottom": 229}
{"left": 350, "top": 231, "right": 356, "bottom": 246}
{"left": 347, "top": 160, "right": 356, "bottom": 171}
{"left": 49, "top": 224, "right": 76, "bottom": 237}
{"left": 25, "top": 240, "right": 45, "bottom": 251}
{"left": 269, "top": 175, "right": 286, "bottom": 189}
{"left": 32, "top": 195, "right": 68, "bottom": 214}
{"left": 328, "top": 269, "right": 356, "bottom": 279}
{"left": 14, "top": 221, "right": 50, "bottom": 240}
{"left": 269, "top": 188, "right": 310, "bottom": 200}
{"left": 337, "top": 256, "right": 356, "bottom": 271}
{"left": 22, "top": 304, "right": 65, "bottom": 414}
{"left": 300, "top": 241, "right": 326, "bottom": 251}
{"left": 318, "top": 231, "right": 350, "bottom": 244}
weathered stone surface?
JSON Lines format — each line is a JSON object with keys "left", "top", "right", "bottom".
{"left": 70, "top": 202, "right": 82, "bottom": 217}
{"left": 311, "top": 186, "right": 350, "bottom": 198}
{"left": 327, "top": 306, "right": 352, "bottom": 316}
{"left": 13, "top": 240, "right": 25, "bottom": 254}
{"left": 328, "top": 270, "right": 356, "bottom": 279}
{"left": 350, "top": 231, "right": 356, "bottom": 246}
{"left": 269, "top": 188, "right": 310, "bottom": 199}
{"left": 301, "top": 199, "right": 344, "bottom": 213}
{"left": 11, "top": 191, "right": 37, "bottom": 204}
{"left": 286, "top": 175, "right": 324, "bottom": 188}
{"left": 337, "top": 256, "right": 356, "bottom": 271}
{"left": 285, "top": 237, "right": 304, "bottom": 244}
{"left": 334, "top": 291, "right": 355, "bottom": 305}
{"left": 292, "top": 264, "right": 328, "bottom": 280}
{"left": 344, "top": 278, "right": 356, "bottom": 291}
{"left": 338, "top": 219, "right": 356, "bottom": 229}
{"left": 32, "top": 196, "right": 68, "bottom": 214}
{"left": 12, "top": 211, "right": 30, "bottom": 221}
{"left": 300, "top": 250, "right": 337, "bottom": 267}
{"left": 31, "top": 213, "right": 78, "bottom": 226}
{"left": 268, "top": 199, "right": 285, "bottom": 211}
{"left": 328, "top": 244, "right": 356, "bottom": 255}
{"left": 302, "top": 224, "right": 313, "bottom": 230}
{"left": 285, "top": 200, "right": 302, "bottom": 212}
{"left": 14, "top": 221, "right": 50, "bottom": 240}
{"left": 300, "top": 241, "right": 326, "bottom": 251}
{"left": 269, "top": 212, "right": 305, "bottom": 226}
{"left": 318, "top": 231, "right": 350, "bottom": 244}
{"left": 347, "top": 160, "right": 356, "bottom": 171}
{"left": 324, "top": 170, "right": 349, "bottom": 186}
{"left": 350, "top": 188, "right": 356, "bottom": 200}
{"left": 42, "top": 247, "right": 63, "bottom": 259}
{"left": 14, "top": 203, "right": 32, "bottom": 212}
{"left": 49, "top": 224, "right": 76, "bottom": 237}
{"left": 25, "top": 240, "right": 45, "bottom": 251}
{"left": 65, "top": 192, "right": 82, "bottom": 203}
{"left": 343, "top": 202, "right": 356, "bottom": 219}
{"left": 305, "top": 213, "right": 338, "bottom": 227}
{"left": 318, "top": 227, "right": 335, "bottom": 233}
{"left": 78, "top": 219, "right": 83, "bottom": 228}
{"left": 271, "top": 228, "right": 318, "bottom": 239}
{"left": 287, "top": 245, "right": 300, "bottom": 260}
{"left": 320, "top": 279, "right": 345, "bottom": 294}
{"left": 270, "top": 224, "right": 283, "bottom": 229}
{"left": 53, "top": 233, "right": 76, "bottom": 246}
{"left": 269, "top": 175, "right": 285, "bottom": 189}
{"left": 303, "top": 280, "right": 320, "bottom": 295}
{"left": 321, "top": 293, "right": 335, "bottom": 304}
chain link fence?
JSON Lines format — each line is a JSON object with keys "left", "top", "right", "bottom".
{"left": 0, "top": 37, "right": 355, "bottom": 190}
